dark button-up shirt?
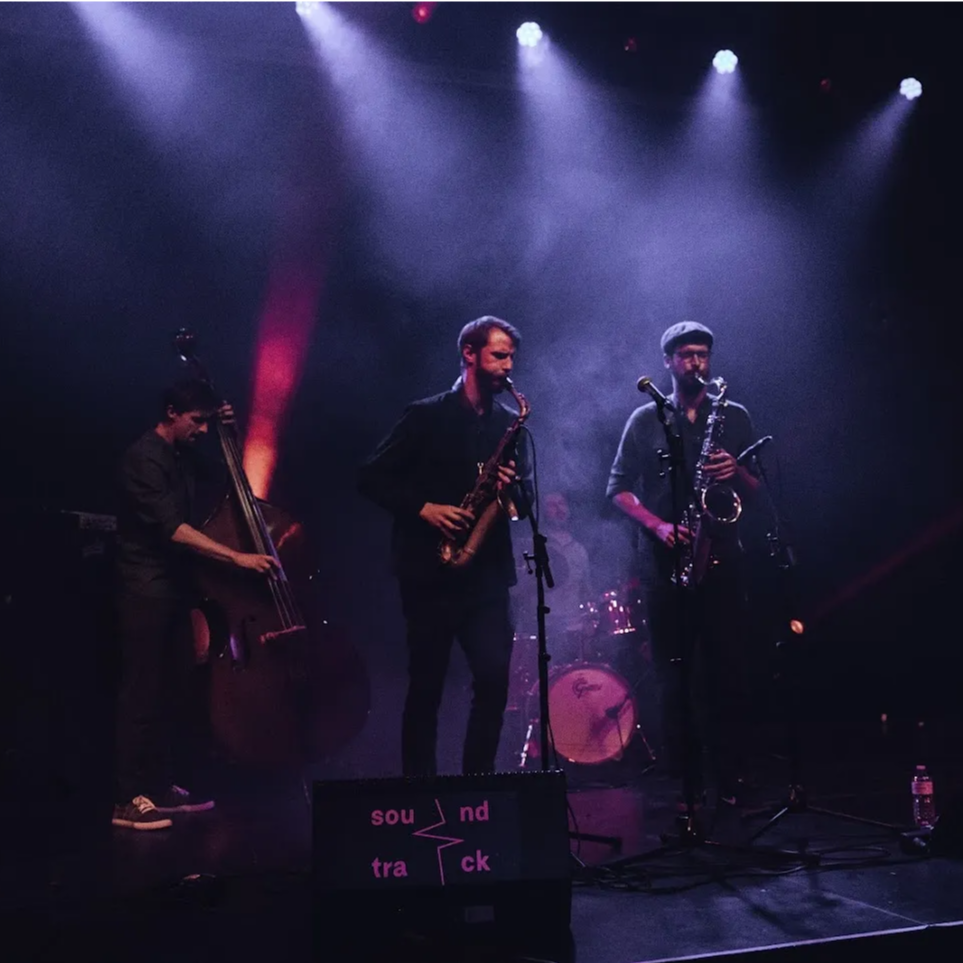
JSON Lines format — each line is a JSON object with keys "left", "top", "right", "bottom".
{"left": 607, "top": 394, "right": 754, "bottom": 583}
{"left": 358, "top": 386, "right": 532, "bottom": 594}
{"left": 116, "top": 431, "right": 197, "bottom": 598}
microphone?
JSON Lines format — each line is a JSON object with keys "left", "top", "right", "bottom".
{"left": 736, "top": 435, "right": 773, "bottom": 466}
{"left": 636, "top": 377, "right": 676, "bottom": 412}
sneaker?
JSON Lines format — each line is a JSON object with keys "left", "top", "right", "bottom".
{"left": 112, "top": 796, "right": 173, "bottom": 831}
{"left": 153, "top": 784, "right": 215, "bottom": 814}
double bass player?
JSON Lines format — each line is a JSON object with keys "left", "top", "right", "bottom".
{"left": 112, "top": 378, "right": 277, "bottom": 831}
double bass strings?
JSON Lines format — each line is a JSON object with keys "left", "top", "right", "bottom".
{"left": 218, "top": 422, "right": 302, "bottom": 631}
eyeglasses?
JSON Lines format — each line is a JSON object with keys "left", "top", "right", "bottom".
{"left": 673, "top": 349, "right": 711, "bottom": 362}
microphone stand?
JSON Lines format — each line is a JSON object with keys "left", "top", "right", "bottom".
{"left": 654, "top": 397, "right": 702, "bottom": 844}
{"left": 741, "top": 447, "right": 902, "bottom": 842}
{"left": 515, "top": 475, "right": 622, "bottom": 852}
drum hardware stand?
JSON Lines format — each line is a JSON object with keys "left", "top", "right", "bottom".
{"left": 737, "top": 443, "right": 903, "bottom": 843}
{"left": 581, "top": 586, "right": 658, "bottom": 776}
{"left": 516, "top": 481, "right": 622, "bottom": 853}
{"left": 589, "top": 596, "right": 659, "bottom": 779}
{"left": 599, "top": 679, "right": 658, "bottom": 777}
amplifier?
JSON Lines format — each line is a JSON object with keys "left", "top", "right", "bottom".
{"left": 312, "top": 769, "right": 571, "bottom": 956}
{"left": 1, "top": 507, "right": 116, "bottom": 598}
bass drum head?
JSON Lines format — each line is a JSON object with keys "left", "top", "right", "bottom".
{"left": 547, "top": 663, "right": 637, "bottom": 765}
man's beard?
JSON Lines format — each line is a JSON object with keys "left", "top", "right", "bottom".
{"left": 678, "top": 372, "right": 704, "bottom": 396}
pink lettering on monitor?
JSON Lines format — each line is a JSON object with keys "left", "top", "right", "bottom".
{"left": 459, "top": 850, "right": 492, "bottom": 873}
{"left": 412, "top": 798, "right": 465, "bottom": 886}
{"left": 459, "top": 799, "right": 490, "bottom": 822}
{"left": 369, "top": 808, "right": 415, "bottom": 826}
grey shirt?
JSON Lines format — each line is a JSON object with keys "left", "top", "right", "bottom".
{"left": 607, "top": 394, "right": 754, "bottom": 583}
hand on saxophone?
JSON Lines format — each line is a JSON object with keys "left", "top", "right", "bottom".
{"left": 420, "top": 503, "right": 475, "bottom": 537}
{"left": 496, "top": 460, "right": 517, "bottom": 491}
{"left": 703, "top": 448, "right": 737, "bottom": 482}
{"left": 651, "top": 519, "right": 691, "bottom": 549}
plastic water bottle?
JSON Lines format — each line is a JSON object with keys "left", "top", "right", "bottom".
{"left": 911, "top": 765, "right": 936, "bottom": 828}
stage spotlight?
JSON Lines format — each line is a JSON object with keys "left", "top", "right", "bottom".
{"left": 712, "top": 49, "right": 738, "bottom": 74}
{"left": 899, "top": 77, "right": 922, "bottom": 100}
{"left": 516, "top": 22, "right": 543, "bottom": 48}
{"left": 295, "top": 0, "right": 319, "bottom": 17}
{"left": 624, "top": 36, "right": 639, "bottom": 54}
{"left": 411, "top": 2, "right": 436, "bottom": 24}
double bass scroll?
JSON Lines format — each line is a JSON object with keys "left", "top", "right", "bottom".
{"left": 174, "top": 329, "right": 369, "bottom": 769}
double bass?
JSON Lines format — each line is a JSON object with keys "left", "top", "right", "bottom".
{"left": 174, "top": 329, "right": 369, "bottom": 769}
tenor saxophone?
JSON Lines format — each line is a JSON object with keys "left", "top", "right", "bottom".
{"left": 676, "top": 375, "right": 742, "bottom": 588}
{"left": 438, "top": 379, "right": 531, "bottom": 569}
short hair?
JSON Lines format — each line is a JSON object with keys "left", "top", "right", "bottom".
{"left": 457, "top": 316, "right": 521, "bottom": 369}
{"left": 161, "top": 378, "right": 219, "bottom": 418}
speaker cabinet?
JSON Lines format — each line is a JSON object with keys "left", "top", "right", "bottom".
{"left": 312, "top": 769, "right": 571, "bottom": 956}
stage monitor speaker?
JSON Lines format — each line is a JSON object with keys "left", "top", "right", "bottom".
{"left": 312, "top": 769, "right": 571, "bottom": 957}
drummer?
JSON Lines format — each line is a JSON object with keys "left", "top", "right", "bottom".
{"left": 546, "top": 492, "right": 594, "bottom": 642}
{"left": 512, "top": 492, "right": 591, "bottom": 654}
{"left": 509, "top": 491, "right": 595, "bottom": 661}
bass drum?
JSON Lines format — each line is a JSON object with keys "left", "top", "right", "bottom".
{"left": 544, "top": 663, "right": 637, "bottom": 765}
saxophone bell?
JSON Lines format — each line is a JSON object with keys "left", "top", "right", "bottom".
{"left": 700, "top": 378, "right": 741, "bottom": 525}
{"left": 701, "top": 480, "right": 743, "bottom": 525}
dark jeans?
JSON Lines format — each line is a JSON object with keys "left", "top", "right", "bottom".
{"left": 400, "top": 584, "right": 514, "bottom": 777}
{"left": 646, "top": 565, "right": 750, "bottom": 794}
{"left": 114, "top": 593, "right": 198, "bottom": 803}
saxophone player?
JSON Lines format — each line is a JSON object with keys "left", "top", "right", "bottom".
{"left": 358, "top": 317, "right": 532, "bottom": 777}
{"left": 607, "top": 321, "right": 760, "bottom": 810}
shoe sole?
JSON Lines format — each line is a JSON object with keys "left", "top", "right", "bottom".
{"left": 154, "top": 800, "right": 215, "bottom": 814}
{"left": 112, "top": 817, "right": 173, "bottom": 830}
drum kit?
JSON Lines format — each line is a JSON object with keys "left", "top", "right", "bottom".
{"left": 510, "top": 582, "right": 656, "bottom": 770}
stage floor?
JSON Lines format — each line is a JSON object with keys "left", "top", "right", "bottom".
{"left": 3, "top": 717, "right": 963, "bottom": 962}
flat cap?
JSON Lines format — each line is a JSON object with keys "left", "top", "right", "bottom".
{"left": 660, "top": 321, "right": 714, "bottom": 356}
